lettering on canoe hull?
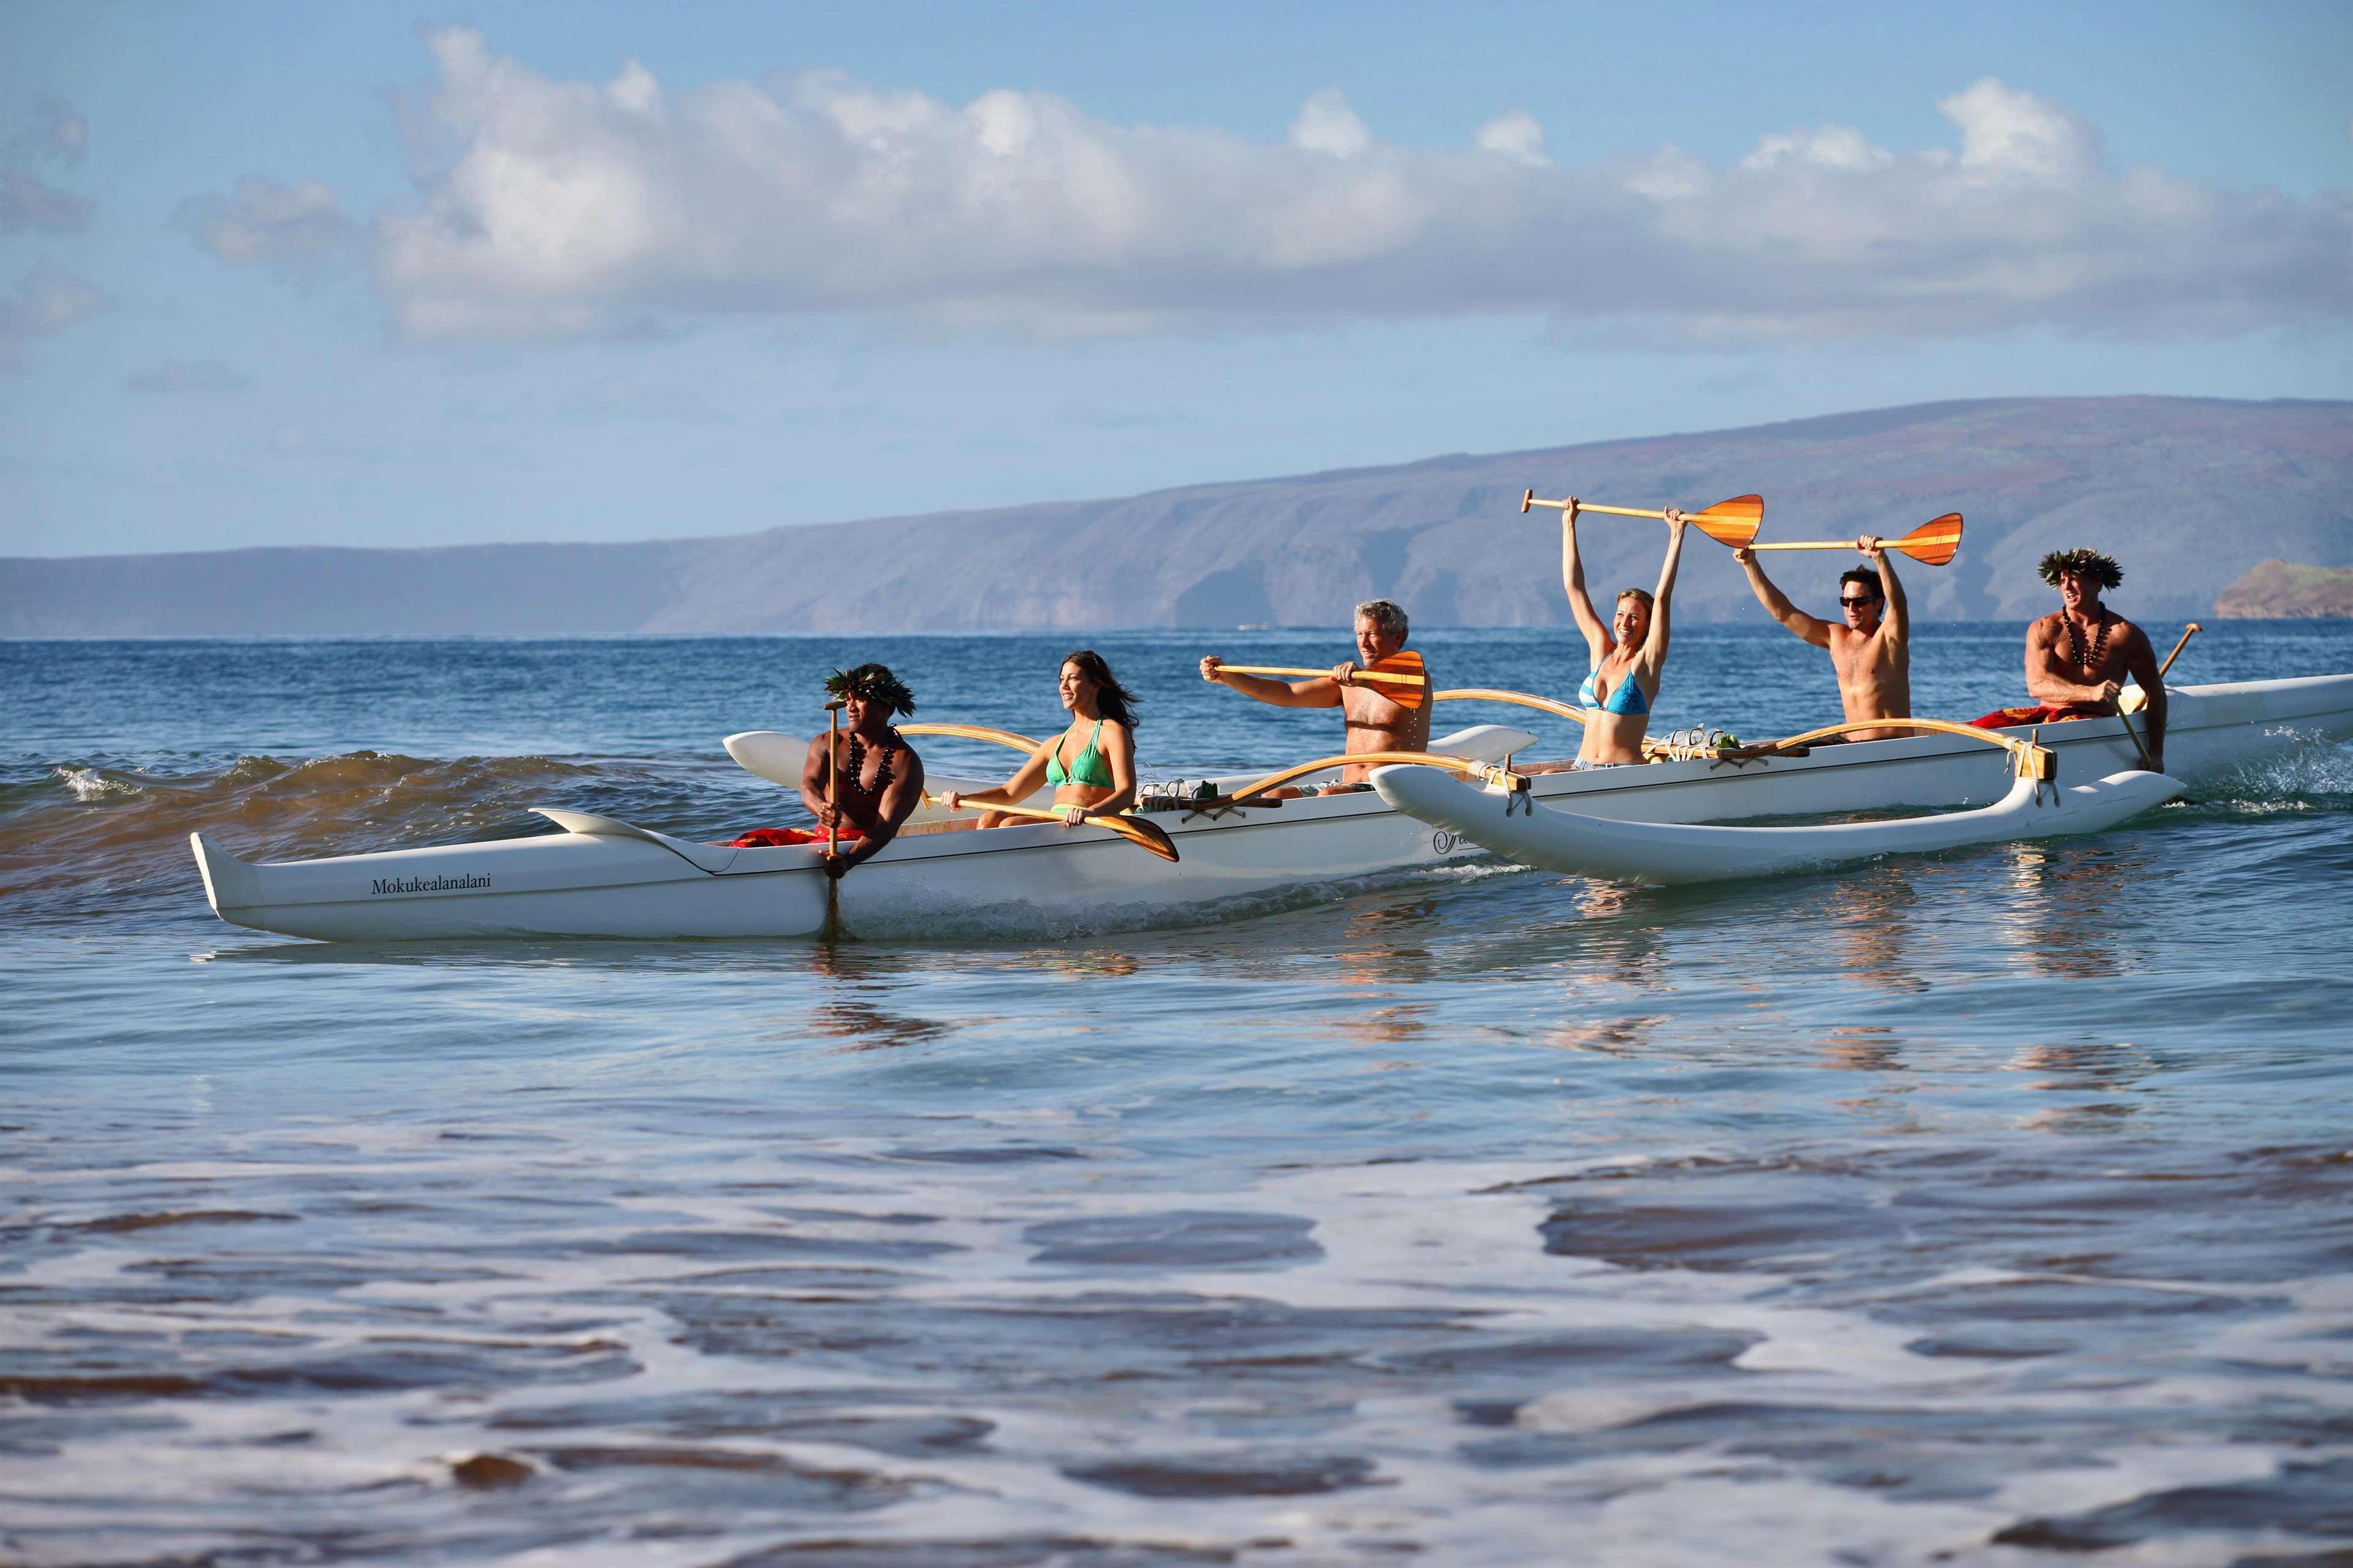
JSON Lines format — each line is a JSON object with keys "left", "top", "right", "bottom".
{"left": 370, "top": 874, "right": 491, "bottom": 895}
{"left": 1431, "top": 830, "right": 1463, "bottom": 855}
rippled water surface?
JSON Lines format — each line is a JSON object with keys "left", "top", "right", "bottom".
{"left": 5, "top": 625, "right": 2352, "bottom": 1566}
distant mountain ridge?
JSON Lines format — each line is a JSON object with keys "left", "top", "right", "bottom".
{"left": 6, "top": 396, "right": 2348, "bottom": 636}
{"left": 2216, "top": 561, "right": 2353, "bottom": 619}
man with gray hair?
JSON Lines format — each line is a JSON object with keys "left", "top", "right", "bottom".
{"left": 1200, "top": 598, "right": 1432, "bottom": 790}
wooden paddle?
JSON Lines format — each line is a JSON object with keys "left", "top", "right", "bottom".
{"left": 1747, "top": 513, "right": 1964, "bottom": 567}
{"left": 1211, "top": 650, "right": 1428, "bottom": 709}
{"left": 899, "top": 721, "right": 1041, "bottom": 752}
{"left": 926, "top": 793, "right": 1178, "bottom": 862}
{"left": 2119, "top": 622, "right": 2198, "bottom": 716}
{"left": 1432, "top": 687, "right": 1590, "bottom": 725}
{"left": 821, "top": 700, "right": 844, "bottom": 937}
{"left": 1521, "top": 490, "right": 1763, "bottom": 551}
{"left": 1217, "top": 748, "right": 1523, "bottom": 809}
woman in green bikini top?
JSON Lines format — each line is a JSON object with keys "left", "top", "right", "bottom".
{"left": 941, "top": 651, "right": 1141, "bottom": 828}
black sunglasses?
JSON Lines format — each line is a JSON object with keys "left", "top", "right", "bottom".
{"left": 1840, "top": 593, "right": 1882, "bottom": 608}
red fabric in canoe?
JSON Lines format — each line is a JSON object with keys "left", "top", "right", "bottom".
{"left": 1967, "top": 703, "right": 2105, "bottom": 730}
{"left": 726, "top": 825, "right": 862, "bottom": 847}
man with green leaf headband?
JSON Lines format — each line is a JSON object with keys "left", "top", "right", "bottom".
{"left": 796, "top": 664, "right": 927, "bottom": 879}
{"left": 2023, "top": 548, "right": 2166, "bottom": 770}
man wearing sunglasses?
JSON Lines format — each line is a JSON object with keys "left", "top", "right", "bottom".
{"left": 1732, "top": 534, "right": 1912, "bottom": 741}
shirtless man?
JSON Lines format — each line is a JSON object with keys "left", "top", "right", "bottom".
{"left": 1199, "top": 599, "right": 1429, "bottom": 790}
{"left": 1733, "top": 534, "right": 1912, "bottom": 740}
{"left": 2023, "top": 548, "right": 2166, "bottom": 771}
{"left": 797, "top": 663, "right": 927, "bottom": 878}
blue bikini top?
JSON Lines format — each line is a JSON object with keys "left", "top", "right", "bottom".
{"left": 1578, "top": 661, "right": 1651, "bottom": 717}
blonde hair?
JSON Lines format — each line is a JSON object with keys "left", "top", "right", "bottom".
{"left": 1616, "top": 589, "right": 1654, "bottom": 612}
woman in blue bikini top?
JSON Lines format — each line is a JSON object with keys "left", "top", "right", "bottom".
{"left": 941, "top": 651, "right": 1141, "bottom": 828}
{"left": 1556, "top": 499, "right": 1690, "bottom": 767}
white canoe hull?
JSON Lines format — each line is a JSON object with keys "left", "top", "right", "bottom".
{"left": 191, "top": 675, "right": 2353, "bottom": 941}
{"left": 1374, "top": 765, "right": 2183, "bottom": 884}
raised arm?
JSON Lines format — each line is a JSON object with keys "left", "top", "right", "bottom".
{"left": 1200, "top": 657, "right": 1342, "bottom": 709}
{"left": 1558, "top": 502, "right": 1610, "bottom": 664}
{"left": 1733, "top": 545, "right": 1830, "bottom": 648}
{"left": 1635, "top": 511, "right": 1688, "bottom": 674}
{"left": 1867, "top": 537, "right": 1908, "bottom": 645}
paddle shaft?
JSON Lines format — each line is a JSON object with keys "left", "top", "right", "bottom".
{"left": 926, "top": 793, "right": 1177, "bottom": 861}
{"left": 826, "top": 705, "right": 840, "bottom": 859}
{"left": 2157, "top": 623, "right": 2202, "bottom": 679}
{"left": 2118, "top": 622, "right": 2200, "bottom": 716}
{"left": 1524, "top": 494, "right": 1740, "bottom": 525}
{"left": 821, "top": 702, "right": 844, "bottom": 936}
{"left": 1215, "top": 663, "right": 1423, "bottom": 687}
{"left": 1556, "top": 500, "right": 1676, "bottom": 521}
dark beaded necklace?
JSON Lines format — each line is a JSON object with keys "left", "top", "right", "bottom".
{"left": 840, "top": 730, "right": 900, "bottom": 797}
{"left": 2062, "top": 608, "right": 2112, "bottom": 674}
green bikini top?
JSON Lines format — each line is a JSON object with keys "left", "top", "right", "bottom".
{"left": 1045, "top": 718, "right": 1115, "bottom": 788}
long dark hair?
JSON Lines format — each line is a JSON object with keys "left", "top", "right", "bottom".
{"left": 1062, "top": 649, "right": 1139, "bottom": 729}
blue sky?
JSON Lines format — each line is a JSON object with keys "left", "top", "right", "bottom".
{"left": 3, "top": 1, "right": 2348, "bottom": 557}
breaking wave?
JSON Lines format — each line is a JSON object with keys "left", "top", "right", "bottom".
{"left": 1, "top": 751, "right": 776, "bottom": 929}
{"left": 2191, "top": 728, "right": 2353, "bottom": 811}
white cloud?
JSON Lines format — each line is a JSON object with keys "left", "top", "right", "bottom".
{"left": 1290, "top": 88, "right": 1372, "bottom": 158}
{"left": 125, "top": 358, "right": 252, "bottom": 393}
{"left": 1474, "top": 111, "right": 1549, "bottom": 167}
{"left": 0, "top": 262, "right": 105, "bottom": 368}
{"left": 342, "top": 32, "right": 2352, "bottom": 345}
{"left": 10, "top": 95, "right": 87, "bottom": 166}
{"left": 173, "top": 177, "right": 357, "bottom": 271}
{"left": 0, "top": 166, "right": 92, "bottom": 232}
{"left": 2, "top": 95, "right": 93, "bottom": 232}
{"left": 1740, "top": 126, "right": 1890, "bottom": 173}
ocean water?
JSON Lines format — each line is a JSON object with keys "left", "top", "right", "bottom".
{"left": 4, "top": 623, "right": 2352, "bottom": 1567}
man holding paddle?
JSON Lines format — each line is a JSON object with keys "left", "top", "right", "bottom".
{"left": 798, "top": 664, "right": 927, "bottom": 879}
{"left": 2019, "top": 548, "right": 2166, "bottom": 771}
{"left": 1733, "top": 534, "right": 1914, "bottom": 741}
{"left": 1199, "top": 599, "right": 1430, "bottom": 790}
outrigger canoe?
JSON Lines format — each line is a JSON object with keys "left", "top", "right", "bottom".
{"left": 190, "top": 675, "right": 2353, "bottom": 942}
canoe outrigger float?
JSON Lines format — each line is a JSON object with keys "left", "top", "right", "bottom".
{"left": 190, "top": 675, "right": 2353, "bottom": 942}
{"left": 1375, "top": 720, "right": 2182, "bottom": 885}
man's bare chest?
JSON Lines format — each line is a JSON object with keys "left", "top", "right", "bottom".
{"left": 1342, "top": 686, "right": 1403, "bottom": 721}
{"left": 1830, "top": 631, "right": 1896, "bottom": 680}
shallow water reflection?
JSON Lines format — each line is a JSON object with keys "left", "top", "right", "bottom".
{"left": 7, "top": 628, "right": 2353, "bottom": 1563}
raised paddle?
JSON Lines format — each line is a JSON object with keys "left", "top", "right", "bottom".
{"left": 1521, "top": 490, "right": 1763, "bottom": 551}
{"left": 2119, "top": 622, "right": 2199, "bottom": 715}
{"left": 1211, "top": 650, "right": 1428, "bottom": 709}
{"left": 927, "top": 793, "right": 1179, "bottom": 862}
{"left": 1746, "top": 513, "right": 1964, "bottom": 567}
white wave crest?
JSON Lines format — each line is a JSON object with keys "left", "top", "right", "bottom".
{"left": 54, "top": 765, "right": 143, "bottom": 802}
{"left": 2202, "top": 731, "right": 2353, "bottom": 808}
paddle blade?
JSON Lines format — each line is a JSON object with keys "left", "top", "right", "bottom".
{"left": 1365, "top": 650, "right": 1427, "bottom": 710}
{"left": 1103, "top": 815, "right": 1180, "bottom": 862}
{"left": 1692, "top": 495, "right": 1763, "bottom": 550}
{"left": 1892, "top": 512, "right": 1963, "bottom": 566}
